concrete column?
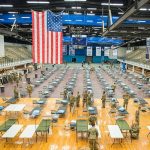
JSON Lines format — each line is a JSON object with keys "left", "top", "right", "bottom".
{"left": 142, "top": 68, "right": 145, "bottom": 75}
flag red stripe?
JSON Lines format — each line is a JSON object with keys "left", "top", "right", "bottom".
{"left": 32, "top": 11, "right": 35, "bottom": 63}
{"left": 56, "top": 32, "right": 58, "bottom": 64}
{"left": 42, "top": 12, "right": 45, "bottom": 63}
{"left": 51, "top": 32, "right": 53, "bottom": 64}
{"left": 60, "top": 32, "right": 63, "bottom": 64}
{"left": 37, "top": 12, "right": 40, "bottom": 63}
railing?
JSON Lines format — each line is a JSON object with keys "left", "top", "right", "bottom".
{"left": 0, "top": 59, "right": 32, "bottom": 69}
{"left": 118, "top": 59, "right": 150, "bottom": 70}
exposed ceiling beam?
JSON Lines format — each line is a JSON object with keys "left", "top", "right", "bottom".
{"left": 102, "top": 0, "right": 150, "bottom": 36}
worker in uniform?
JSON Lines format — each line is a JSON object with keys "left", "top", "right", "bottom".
{"left": 26, "top": 83, "right": 33, "bottom": 98}
{"left": 88, "top": 122, "right": 99, "bottom": 150}
{"left": 89, "top": 114, "right": 97, "bottom": 125}
{"left": 87, "top": 94, "right": 92, "bottom": 107}
{"left": 16, "top": 74, "right": 19, "bottom": 87}
{"left": 63, "top": 89, "right": 67, "bottom": 99}
{"left": 123, "top": 92, "right": 130, "bottom": 110}
{"left": 101, "top": 91, "right": 106, "bottom": 108}
{"left": 82, "top": 90, "right": 88, "bottom": 108}
{"left": 76, "top": 91, "right": 80, "bottom": 107}
{"left": 135, "top": 106, "right": 141, "bottom": 125}
{"left": 69, "top": 92, "right": 75, "bottom": 112}
{"left": 130, "top": 122, "right": 140, "bottom": 139}
{"left": 111, "top": 83, "right": 116, "bottom": 93}
{"left": 14, "top": 86, "right": 19, "bottom": 99}
{"left": 19, "top": 73, "right": 22, "bottom": 81}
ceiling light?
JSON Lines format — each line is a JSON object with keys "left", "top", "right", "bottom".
{"left": 87, "top": 13, "right": 95, "bottom": 15}
{"left": 65, "top": 20, "right": 71, "bottom": 21}
{"left": 138, "top": 20, "right": 146, "bottom": 23}
{"left": 139, "top": 8, "right": 147, "bottom": 11}
{"left": 8, "top": 18, "right": 16, "bottom": 20}
{"left": 21, "top": 17, "right": 30, "bottom": 19}
{"left": 74, "top": 12, "right": 82, "bottom": 15}
{"left": 97, "top": 22, "right": 102, "bottom": 24}
{"left": 87, "top": 8, "right": 97, "bottom": 10}
{"left": 64, "top": 0, "right": 86, "bottom": 1}
{"left": 63, "top": 12, "right": 69, "bottom": 15}
{"left": 72, "top": 7, "right": 81, "bottom": 9}
{"left": 0, "top": 5, "right": 13, "bottom": 7}
{"left": 76, "top": 20, "right": 82, "bottom": 21}
{"left": 26, "top": 1, "right": 50, "bottom": 4}
{"left": 0, "top": 19, "right": 4, "bottom": 21}
{"left": 8, "top": 12, "right": 18, "bottom": 14}
{"left": 101, "top": 3, "right": 123, "bottom": 6}
{"left": 118, "top": 12, "right": 124, "bottom": 15}
{"left": 87, "top": 20, "right": 93, "bottom": 22}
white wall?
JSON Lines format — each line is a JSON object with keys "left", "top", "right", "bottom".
{"left": 0, "top": 35, "right": 5, "bottom": 57}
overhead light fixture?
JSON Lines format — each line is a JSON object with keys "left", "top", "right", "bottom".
{"left": 139, "top": 8, "right": 147, "bottom": 11}
{"left": 26, "top": 1, "right": 50, "bottom": 4}
{"left": 65, "top": 20, "right": 71, "bottom": 21}
{"left": 8, "top": 11, "right": 18, "bottom": 14}
{"left": 87, "top": 20, "right": 93, "bottom": 22}
{"left": 76, "top": 20, "right": 82, "bottom": 21}
{"left": 138, "top": 20, "right": 146, "bottom": 23}
{"left": 21, "top": 17, "right": 30, "bottom": 19}
{"left": 118, "top": 12, "right": 124, "bottom": 15}
{"left": 0, "top": 4, "right": 13, "bottom": 7}
{"left": 87, "top": 13, "right": 95, "bottom": 15}
{"left": 64, "top": 0, "right": 86, "bottom": 1}
{"left": 8, "top": 18, "right": 16, "bottom": 20}
{"left": 87, "top": 8, "right": 97, "bottom": 10}
{"left": 0, "top": 19, "right": 4, "bottom": 21}
{"left": 101, "top": 3, "right": 123, "bottom": 6}
{"left": 74, "top": 12, "right": 82, "bottom": 15}
{"left": 97, "top": 22, "right": 102, "bottom": 24}
{"left": 72, "top": 7, "right": 81, "bottom": 9}
{"left": 63, "top": 12, "right": 69, "bottom": 15}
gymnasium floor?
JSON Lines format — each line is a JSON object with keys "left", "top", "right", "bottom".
{"left": 0, "top": 64, "right": 150, "bottom": 150}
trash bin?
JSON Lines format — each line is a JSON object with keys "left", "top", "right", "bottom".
{"left": 35, "top": 73, "right": 38, "bottom": 78}
{"left": 26, "top": 78, "right": 30, "bottom": 84}
{"left": 0, "top": 86, "right": 5, "bottom": 93}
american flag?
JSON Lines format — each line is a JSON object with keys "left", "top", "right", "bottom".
{"left": 32, "top": 10, "right": 63, "bottom": 64}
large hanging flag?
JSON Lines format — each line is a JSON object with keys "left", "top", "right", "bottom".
{"left": 32, "top": 10, "right": 63, "bottom": 64}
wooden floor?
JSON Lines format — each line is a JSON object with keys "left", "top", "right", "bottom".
{"left": 0, "top": 97, "right": 150, "bottom": 150}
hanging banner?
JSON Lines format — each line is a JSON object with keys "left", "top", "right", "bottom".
{"left": 113, "top": 49, "right": 118, "bottom": 59}
{"left": 104, "top": 47, "right": 109, "bottom": 57}
{"left": 69, "top": 45, "right": 75, "bottom": 56}
{"left": 87, "top": 46, "right": 92, "bottom": 56}
{"left": 146, "top": 38, "right": 150, "bottom": 60}
{"left": 0, "top": 35, "right": 5, "bottom": 57}
{"left": 63, "top": 45, "right": 67, "bottom": 55}
{"left": 96, "top": 47, "right": 101, "bottom": 56}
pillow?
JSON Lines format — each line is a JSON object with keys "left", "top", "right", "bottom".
{"left": 0, "top": 106, "right": 4, "bottom": 110}
{"left": 88, "top": 107, "right": 95, "bottom": 111}
{"left": 57, "top": 109, "right": 65, "bottom": 114}
{"left": 32, "top": 110, "right": 40, "bottom": 116}
{"left": 37, "top": 100, "right": 44, "bottom": 104}
{"left": 112, "top": 98, "right": 116, "bottom": 102}
{"left": 118, "top": 107, "right": 125, "bottom": 112}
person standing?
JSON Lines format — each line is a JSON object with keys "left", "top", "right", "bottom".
{"left": 123, "top": 92, "right": 130, "bottom": 110}
{"left": 82, "top": 90, "right": 88, "bottom": 108}
{"left": 69, "top": 92, "right": 75, "bottom": 112}
{"left": 26, "top": 83, "right": 33, "bottom": 98}
{"left": 88, "top": 122, "right": 99, "bottom": 150}
{"left": 76, "top": 91, "right": 80, "bottom": 107}
{"left": 14, "top": 86, "right": 19, "bottom": 99}
{"left": 101, "top": 91, "right": 106, "bottom": 108}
